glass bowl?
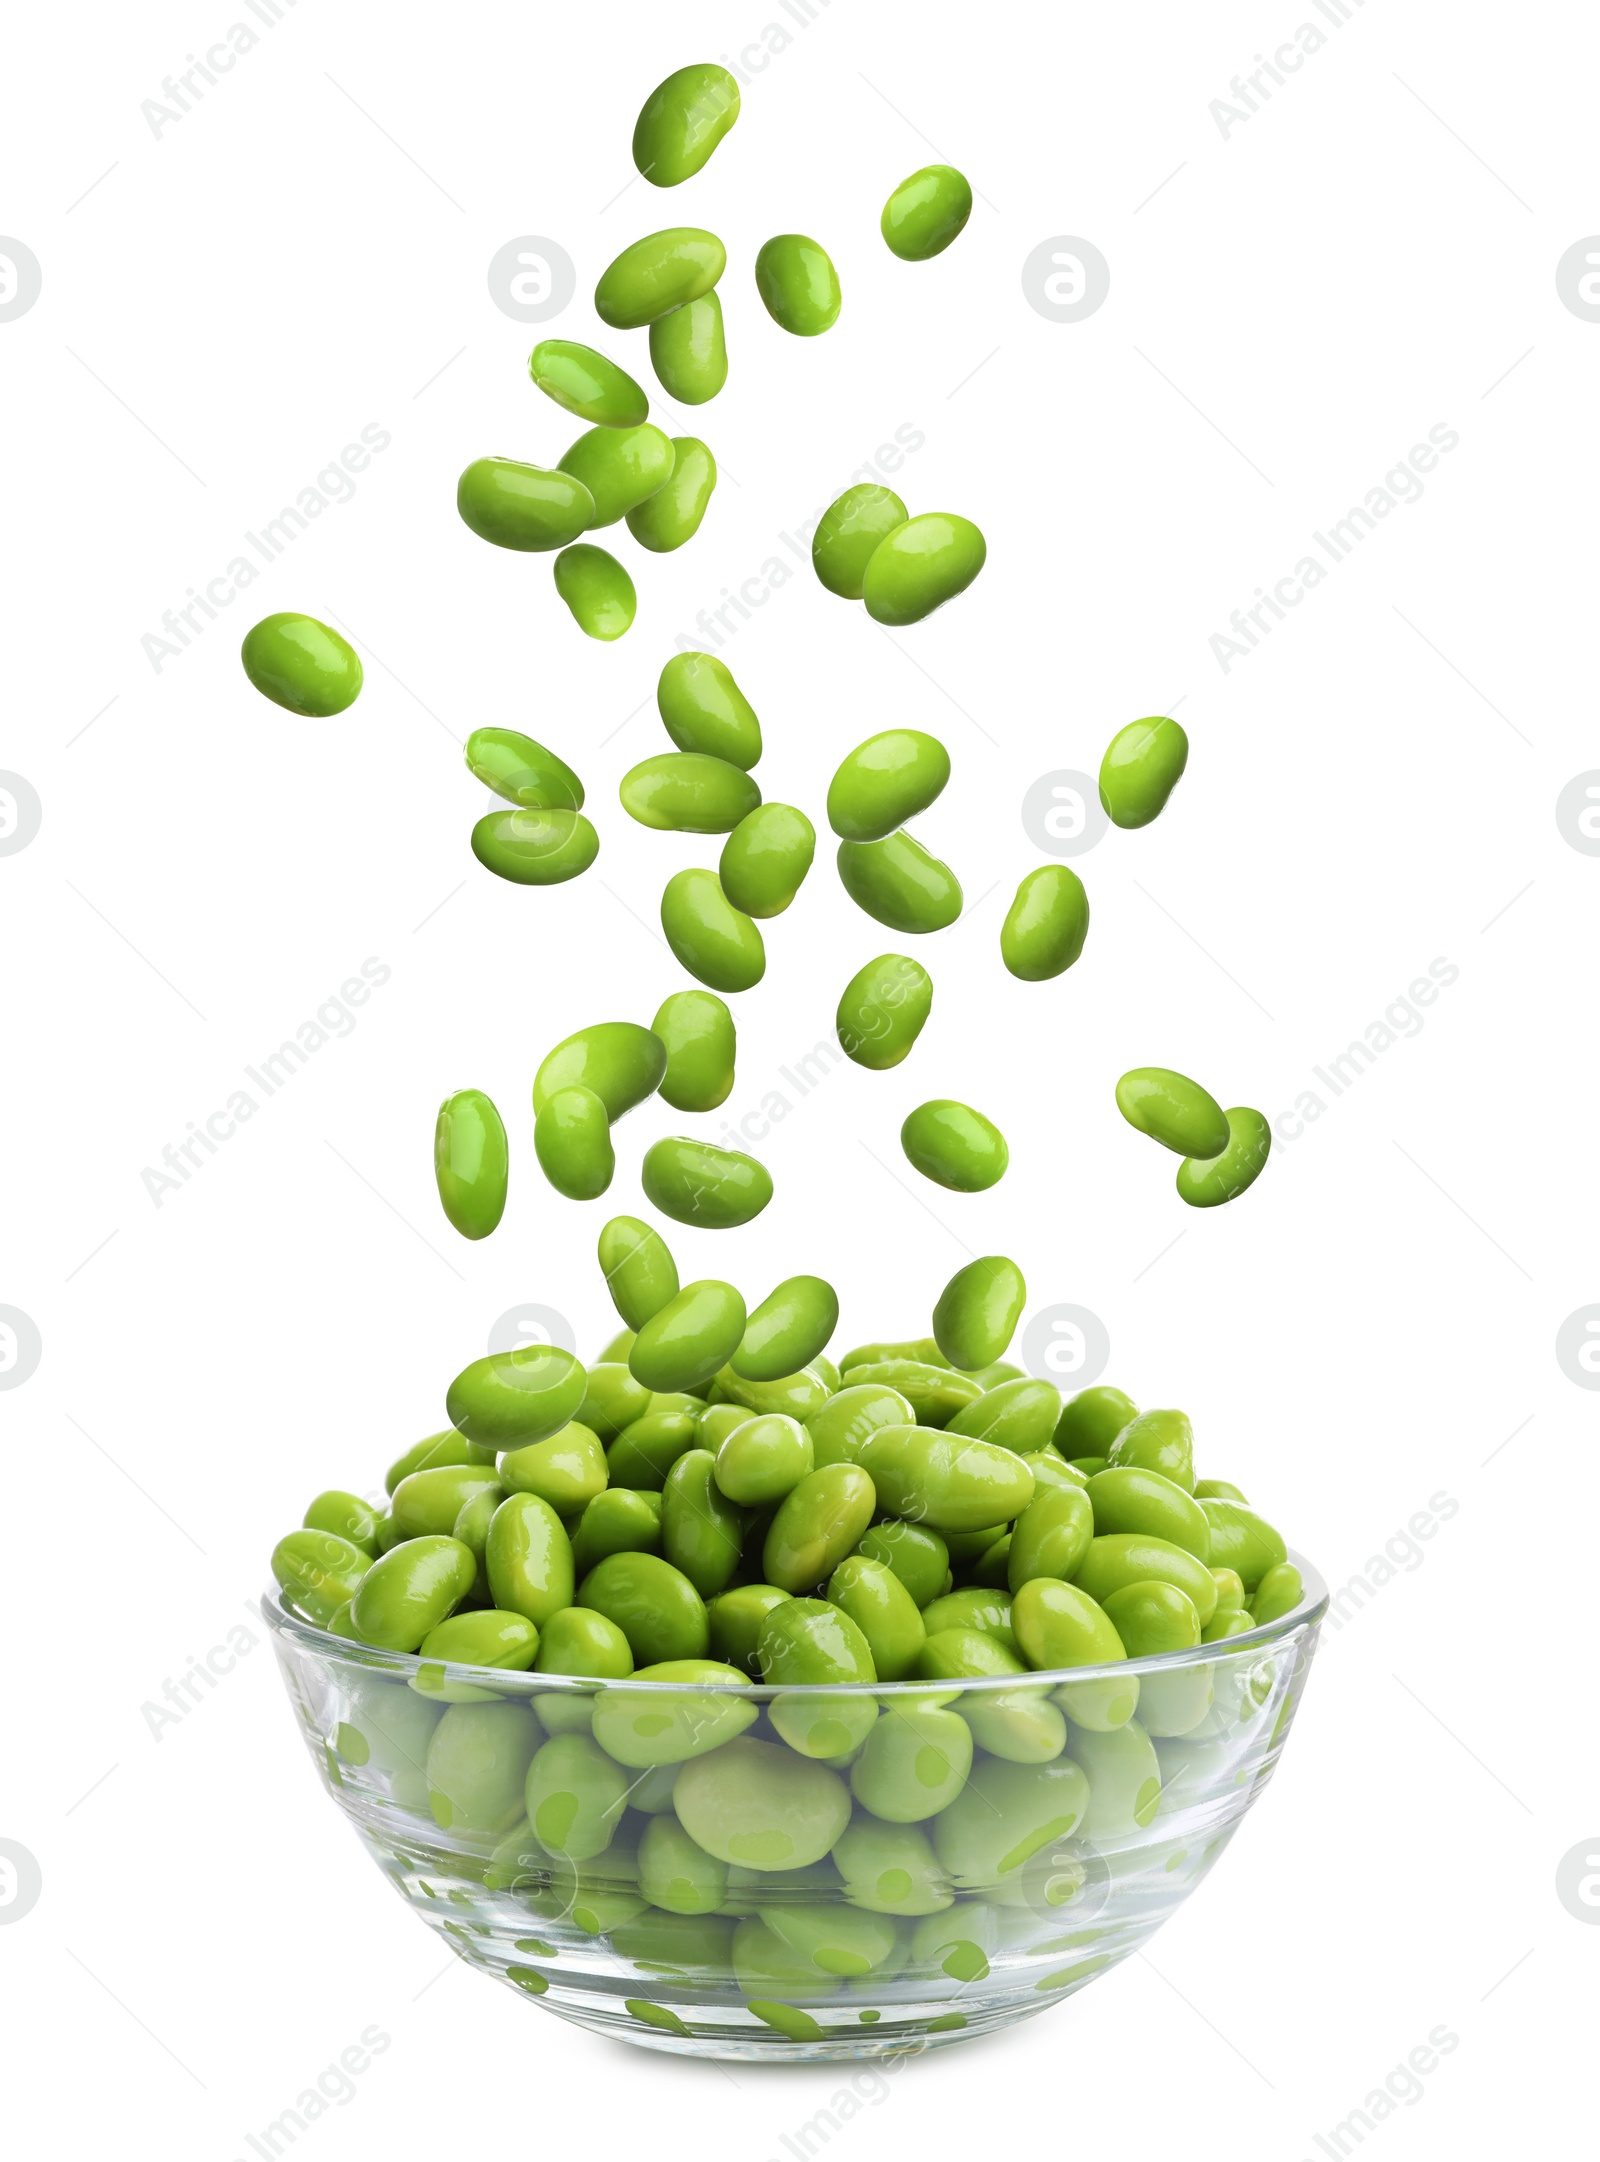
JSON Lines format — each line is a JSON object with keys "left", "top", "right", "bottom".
{"left": 265, "top": 1557, "right": 1325, "bottom": 2062}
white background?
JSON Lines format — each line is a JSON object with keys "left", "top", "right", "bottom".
{"left": 2, "top": 1, "right": 1595, "bottom": 2153}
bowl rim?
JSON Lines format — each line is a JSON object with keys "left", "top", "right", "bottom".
{"left": 262, "top": 1547, "right": 1327, "bottom": 1696}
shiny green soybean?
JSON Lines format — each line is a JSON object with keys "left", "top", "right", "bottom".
{"left": 1001, "top": 865, "right": 1090, "bottom": 982}
{"left": 657, "top": 652, "right": 761, "bottom": 769}
{"left": 714, "top": 1361, "right": 831, "bottom": 1421}
{"left": 272, "top": 1528, "right": 370, "bottom": 1626}
{"left": 385, "top": 1430, "right": 495, "bottom": 1495}
{"left": 640, "top": 1135, "right": 772, "bottom": 1228}
{"left": 947, "top": 1377, "right": 1062, "bottom": 1454}
{"left": 433, "top": 1088, "right": 508, "bottom": 1240}
{"left": 843, "top": 1361, "right": 980, "bottom": 1428}
{"left": 754, "top": 234, "right": 841, "bottom": 335}
{"left": 673, "top": 1737, "right": 850, "bottom": 1870}
{"left": 303, "top": 1491, "right": 381, "bottom": 1558}
{"left": 425, "top": 1701, "right": 540, "bottom": 1833}
{"left": 763, "top": 1464, "right": 877, "bottom": 1593}
{"left": 932, "top": 1254, "right": 1026, "bottom": 1370}
{"left": 652, "top": 990, "right": 736, "bottom": 1112}
{"left": 526, "top": 1732, "right": 629, "bottom": 1859}
{"left": 856, "top": 1520, "right": 948, "bottom": 1608}
{"left": 706, "top": 1583, "right": 791, "bottom": 1674}
{"left": 457, "top": 456, "right": 594, "bottom": 552}
{"left": 392, "top": 1463, "right": 504, "bottom": 1540}
{"left": 921, "top": 1588, "right": 1015, "bottom": 1651}
{"left": 1055, "top": 1384, "right": 1138, "bottom": 1458}
{"left": 528, "top": 339, "right": 649, "bottom": 427}
{"left": 1099, "top": 716, "right": 1189, "bottom": 829}
{"left": 552, "top": 544, "right": 636, "bottom": 641}
{"left": 349, "top": 1536, "right": 475, "bottom": 1650}
{"left": 630, "top": 1279, "right": 747, "bottom": 1394}
{"left": 849, "top": 1702, "right": 971, "bottom": 1824}
{"left": 719, "top": 804, "right": 815, "bottom": 917}
{"left": 607, "top": 1413, "right": 695, "bottom": 1492}
{"left": 558, "top": 422, "right": 675, "bottom": 528}
{"left": 862, "top": 514, "right": 986, "bottom": 626}
{"left": 835, "top": 952, "right": 932, "bottom": 1069}
{"left": 1177, "top": 1107, "right": 1272, "bottom": 1208}
{"left": 1250, "top": 1561, "right": 1303, "bottom": 1625}
{"left": 485, "top": 1494, "right": 575, "bottom": 1627}
{"left": 1065, "top": 1720, "right": 1162, "bottom": 1839}
{"left": 1198, "top": 1500, "right": 1287, "bottom": 1591}
{"left": 534, "top": 1084, "right": 614, "bottom": 1200}
{"left": 536, "top": 1606, "right": 635, "bottom": 1681}
{"left": 1107, "top": 1407, "right": 1195, "bottom": 1491}
{"left": 836, "top": 831, "right": 962, "bottom": 934}
{"left": 240, "top": 613, "right": 363, "bottom": 716}
{"left": 759, "top": 1599, "right": 878, "bottom": 1759}
{"left": 1073, "top": 1534, "right": 1218, "bottom": 1624}
{"left": 900, "top": 1099, "right": 1007, "bottom": 1192}
{"left": 626, "top": 436, "right": 717, "bottom": 552}
{"left": 500, "top": 1424, "right": 607, "bottom": 1514}
{"left": 579, "top": 1551, "right": 709, "bottom": 1664}
{"left": 649, "top": 293, "right": 727, "bottom": 404}
{"left": 470, "top": 808, "right": 599, "bottom": 885}
{"left": 535, "top": 1023, "right": 667, "bottom": 1122}
{"left": 464, "top": 726, "right": 584, "bottom": 812}
{"left": 733, "top": 1276, "right": 839, "bottom": 1383}
{"left": 932, "top": 1758, "right": 1089, "bottom": 1890}
{"left": 826, "top": 1556, "right": 926, "bottom": 1681}
{"left": 570, "top": 1489, "right": 663, "bottom": 1578}
{"left": 805, "top": 1382, "right": 915, "bottom": 1469}
{"left": 638, "top": 1816, "right": 729, "bottom": 1917}
{"left": 827, "top": 730, "right": 950, "bottom": 843}
{"left": 598, "top": 1215, "right": 679, "bottom": 1329}
{"left": 1116, "top": 1068, "right": 1231, "bottom": 1159}
{"left": 834, "top": 1818, "right": 952, "bottom": 1915}
{"left": 446, "top": 1344, "right": 586, "bottom": 1449}
{"left": 1007, "top": 1485, "right": 1094, "bottom": 1590}
{"left": 660, "top": 868, "right": 766, "bottom": 991}
{"left": 881, "top": 165, "right": 973, "bottom": 261}
{"left": 1087, "top": 1466, "right": 1210, "bottom": 1559}
{"left": 812, "top": 485, "right": 909, "bottom": 600}
{"left": 663, "top": 1450, "right": 747, "bottom": 1598}
{"left": 595, "top": 228, "right": 727, "bottom": 330}
{"left": 714, "top": 1413, "right": 812, "bottom": 1506}
{"left": 620, "top": 752, "right": 759, "bottom": 833}
{"left": 414, "top": 1612, "right": 538, "bottom": 1703}
{"left": 632, "top": 64, "right": 740, "bottom": 187}
{"left": 859, "top": 1425, "right": 1033, "bottom": 1534}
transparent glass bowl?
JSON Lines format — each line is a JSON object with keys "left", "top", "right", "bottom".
{"left": 265, "top": 1558, "right": 1325, "bottom": 2062}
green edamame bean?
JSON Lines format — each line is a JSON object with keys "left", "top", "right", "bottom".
{"left": 1195, "top": 1477, "right": 1248, "bottom": 1502}
{"left": 1000, "top": 865, "right": 1090, "bottom": 983}
{"left": 640, "top": 1134, "right": 772, "bottom": 1228}
{"left": 713, "top": 1413, "right": 812, "bottom": 1506}
{"left": 859, "top": 1425, "right": 1033, "bottom": 1534}
{"left": 932, "top": 1255, "right": 1026, "bottom": 1370}
{"left": 649, "top": 293, "right": 727, "bottom": 404}
{"left": 947, "top": 1378, "right": 1061, "bottom": 1454}
{"left": 662, "top": 1449, "right": 746, "bottom": 1598}
{"left": 674, "top": 1736, "right": 850, "bottom": 1869}
{"left": 706, "top": 1582, "right": 790, "bottom": 1673}
{"left": 759, "top": 1599, "right": 878, "bottom": 1759}
{"left": 620, "top": 753, "right": 760, "bottom": 834}
{"left": 485, "top": 1494, "right": 575, "bottom": 1627}
{"left": 660, "top": 867, "right": 766, "bottom": 992}
{"left": 915, "top": 1624, "right": 1019, "bottom": 1689}
{"left": 1107, "top": 1407, "right": 1196, "bottom": 1492}
{"left": 754, "top": 233, "right": 841, "bottom": 335}
{"left": 862, "top": 514, "right": 986, "bottom": 627}
{"left": 579, "top": 1551, "right": 710, "bottom": 1664}
{"left": 1087, "top": 1466, "right": 1209, "bottom": 1559}
{"left": 657, "top": 652, "right": 761, "bottom": 769}
{"left": 528, "top": 339, "right": 649, "bottom": 427}
{"left": 836, "top": 830, "right": 962, "bottom": 934}
{"left": 534, "top": 1084, "right": 614, "bottom": 1200}
{"left": 1064, "top": 1719, "right": 1162, "bottom": 1839}
{"left": 856, "top": 1521, "right": 948, "bottom": 1609}
{"left": 433, "top": 1088, "right": 508, "bottom": 1240}
{"left": 732, "top": 1276, "right": 839, "bottom": 1383}
{"left": 849, "top": 1700, "right": 971, "bottom": 1823}
{"left": 843, "top": 1361, "right": 980, "bottom": 1428}
{"left": 697, "top": 1402, "right": 751, "bottom": 1448}
{"left": 272, "top": 1528, "right": 370, "bottom": 1625}
{"left": 526, "top": 1732, "right": 629, "bottom": 1858}
{"left": 1055, "top": 1385, "right": 1138, "bottom": 1458}
{"left": 240, "top": 613, "right": 362, "bottom": 716}
{"left": 302, "top": 1491, "right": 381, "bottom": 1557}
{"left": 761, "top": 1902, "right": 897, "bottom": 1979}
{"left": 1073, "top": 1534, "right": 1218, "bottom": 1623}
{"left": 629, "top": 1280, "right": 747, "bottom": 1394}
{"left": 880, "top": 165, "right": 973, "bottom": 261}
{"left": 900, "top": 1099, "right": 1008, "bottom": 1193}
{"left": 971, "top": 1533, "right": 1013, "bottom": 1590}
{"left": 812, "top": 486, "right": 908, "bottom": 600}
{"left": 576, "top": 1362, "right": 651, "bottom": 1442}
{"left": 1250, "top": 1561, "right": 1303, "bottom": 1625}
{"left": 719, "top": 803, "right": 815, "bottom": 918}
{"left": 598, "top": 1215, "right": 679, "bottom": 1330}
{"left": 1099, "top": 715, "right": 1189, "bottom": 829}
{"left": 605, "top": 1412, "right": 698, "bottom": 1491}
{"left": 805, "top": 1383, "right": 915, "bottom": 1469}
{"left": 715, "top": 1361, "right": 834, "bottom": 1419}
{"left": 1176, "top": 1107, "right": 1272, "bottom": 1208}
{"left": 1198, "top": 1500, "right": 1287, "bottom": 1591}
{"left": 552, "top": 544, "right": 636, "bottom": 641}
{"left": 456, "top": 456, "right": 594, "bottom": 552}
{"left": 536, "top": 1023, "right": 668, "bottom": 1122}
{"left": 424, "top": 1700, "right": 540, "bottom": 1833}
{"left": 827, "top": 730, "right": 950, "bottom": 844}
{"left": 920, "top": 1588, "right": 1016, "bottom": 1651}
{"left": 932, "top": 1757, "right": 1089, "bottom": 1890}
{"left": 464, "top": 725, "right": 584, "bottom": 812}
{"left": 593, "top": 1659, "right": 756, "bottom": 1769}
{"left": 1007, "top": 1485, "right": 1095, "bottom": 1590}
{"left": 413, "top": 1611, "right": 540, "bottom": 1704}
{"left": 638, "top": 1815, "right": 729, "bottom": 1915}
{"left": 349, "top": 1536, "right": 475, "bottom": 1650}
{"left": 763, "top": 1464, "right": 877, "bottom": 1593}
{"left": 651, "top": 990, "right": 736, "bottom": 1114}
{"left": 632, "top": 64, "right": 740, "bottom": 186}
{"left": 595, "top": 228, "right": 727, "bottom": 330}
{"left": 835, "top": 952, "right": 933, "bottom": 1069}
{"left": 1211, "top": 1565, "right": 1247, "bottom": 1614}
{"left": 1201, "top": 1607, "right": 1256, "bottom": 1644}
{"left": 470, "top": 808, "right": 600, "bottom": 886}
{"left": 336, "top": 1676, "right": 441, "bottom": 1802}
{"left": 833, "top": 1818, "right": 952, "bottom": 1915}
{"left": 1021, "top": 1452, "right": 1086, "bottom": 1498}
{"left": 392, "top": 1463, "right": 504, "bottom": 1540}
{"left": 500, "top": 1423, "right": 607, "bottom": 1515}
{"left": 1101, "top": 1581, "right": 1202, "bottom": 1658}
{"left": 557, "top": 422, "right": 675, "bottom": 528}
{"left": 535, "top": 1605, "right": 634, "bottom": 1680}
{"left": 1116, "top": 1067, "right": 1230, "bottom": 1159}
{"left": 1012, "top": 1577, "right": 1128, "bottom": 1683}
{"left": 826, "top": 1556, "right": 926, "bottom": 1681}
{"left": 385, "top": 1429, "right": 495, "bottom": 1495}
{"left": 626, "top": 436, "right": 717, "bottom": 552}
{"left": 446, "top": 1343, "right": 586, "bottom": 1450}
{"left": 570, "top": 1489, "right": 662, "bottom": 1577}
